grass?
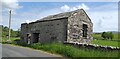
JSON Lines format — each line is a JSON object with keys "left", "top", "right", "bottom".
{"left": 92, "top": 39, "right": 119, "bottom": 47}
{"left": 2, "top": 37, "right": 20, "bottom": 42}
{"left": 92, "top": 33, "right": 119, "bottom": 47}
{"left": 11, "top": 42, "right": 120, "bottom": 58}
{"left": 34, "top": 43, "right": 119, "bottom": 57}
{"left": 92, "top": 33, "right": 119, "bottom": 40}
{"left": 2, "top": 41, "right": 119, "bottom": 58}
{"left": 1, "top": 37, "right": 119, "bottom": 58}
{"left": 92, "top": 34, "right": 103, "bottom": 39}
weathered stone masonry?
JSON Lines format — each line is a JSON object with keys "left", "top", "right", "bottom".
{"left": 21, "top": 9, "right": 93, "bottom": 44}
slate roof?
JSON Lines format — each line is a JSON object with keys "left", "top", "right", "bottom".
{"left": 36, "top": 9, "right": 83, "bottom": 21}
{"left": 27, "top": 9, "right": 92, "bottom": 24}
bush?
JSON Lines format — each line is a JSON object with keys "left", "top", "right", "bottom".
{"left": 101, "top": 32, "right": 114, "bottom": 40}
{"left": 16, "top": 42, "right": 30, "bottom": 47}
{"left": 30, "top": 43, "right": 42, "bottom": 49}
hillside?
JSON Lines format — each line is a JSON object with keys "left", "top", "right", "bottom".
{"left": 1, "top": 25, "right": 20, "bottom": 37}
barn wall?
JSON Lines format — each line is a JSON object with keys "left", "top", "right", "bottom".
{"left": 23, "top": 18, "right": 68, "bottom": 43}
{"left": 67, "top": 10, "right": 93, "bottom": 44}
{"left": 21, "top": 23, "right": 28, "bottom": 43}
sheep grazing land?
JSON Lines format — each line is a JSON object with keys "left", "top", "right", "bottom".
{"left": 92, "top": 33, "right": 119, "bottom": 47}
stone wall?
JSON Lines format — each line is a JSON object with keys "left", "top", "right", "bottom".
{"left": 64, "top": 42, "right": 120, "bottom": 50}
{"left": 67, "top": 9, "right": 93, "bottom": 44}
{"left": 21, "top": 23, "right": 28, "bottom": 43}
{"left": 21, "top": 18, "right": 68, "bottom": 43}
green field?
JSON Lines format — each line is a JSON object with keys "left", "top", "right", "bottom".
{"left": 92, "top": 33, "right": 119, "bottom": 47}
{"left": 92, "top": 33, "right": 118, "bottom": 40}
{"left": 92, "top": 40, "right": 119, "bottom": 47}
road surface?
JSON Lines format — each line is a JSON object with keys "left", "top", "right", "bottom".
{"left": 0, "top": 44, "right": 2, "bottom": 59}
{"left": 2, "top": 44, "right": 63, "bottom": 58}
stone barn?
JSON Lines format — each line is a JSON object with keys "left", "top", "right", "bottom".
{"left": 21, "top": 9, "right": 93, "bottom": 44}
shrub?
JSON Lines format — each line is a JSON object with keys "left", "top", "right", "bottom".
{"left": 30, "top": 43, "right": 42, "bottom": 49}
{"left": 101, "top": 32, "right": 114, "bottom": 40}
{"left": 16, "top": 41, "right": 30, "bottom": 47}
{"left": 109, "top": 32, "right": 114, "bottom": 39}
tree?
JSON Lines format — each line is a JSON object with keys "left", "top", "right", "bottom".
{"left": 2, "top": 25, "right": 21, "bottom": 37}
{"left": 101, "top": 32, "right": 106, "bottom": 39}
{"left": 109, "top": 32, "right": 114, "bottom": 40}
{"left": 16, "top": 28, "right": 21, "bottom": 37}
{"left": 101, "top": 32, "right": 114, "bottom": 40}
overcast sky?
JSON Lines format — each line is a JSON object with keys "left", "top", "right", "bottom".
{"left": 1, "top": 0, "right": 118, "bottom": 32}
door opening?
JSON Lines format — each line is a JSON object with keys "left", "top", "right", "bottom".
{"left": 27, "top": 33, "right": 31, "bottom": 44}
{"left": 33, "top": 33, "right": 39, "bottom": 43}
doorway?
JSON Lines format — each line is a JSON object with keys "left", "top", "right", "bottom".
{"left": 33, "top": 33, "right": 39, "bottom": 43}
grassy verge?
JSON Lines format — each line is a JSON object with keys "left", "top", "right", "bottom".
{"left": 2, "top": 41, "right": 119, "bottom": 58}
{"left": 1, "top": 37, "right": 119, "bottom": 58}
{"left": 30, "top": 43, "right": 119, "bottom": 57}
{"left": 2, "top": 37, "right": 20, "bottom": 42}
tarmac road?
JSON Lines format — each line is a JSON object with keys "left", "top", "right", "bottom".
{"left": 1, "top": 44, "right": 65, "bottom": 59}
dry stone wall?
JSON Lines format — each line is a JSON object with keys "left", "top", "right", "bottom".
{"left": 64, "top": 41, "right": 120, "bottom": 50}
